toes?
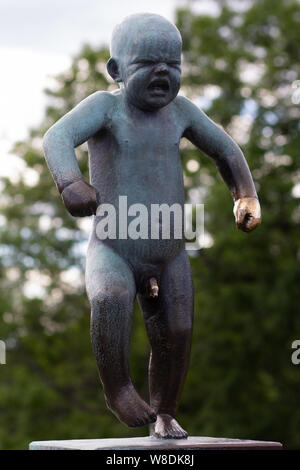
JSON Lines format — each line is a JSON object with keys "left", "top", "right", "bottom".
{"left": 122, "top": 408, "right": 157, "bottom": 428}
{"left": 127, "top": 417, "right": 145, "bottom": 428}
{"left": 171, "top": 422, "right": 188, "bottom": 439}
{"left": 106, "top": 385, "right": 157, "bottom": 428}
{"left": 149, "top": 410, "right": 157, "bottom": 423}
{"left": 172, "top": 429, "right": 188, "bottom": 439}
{"left": 153, "top": 431, "right": 167, "bottom": 439}
{"left": 151, "top": 416, "right": 188, "bottom": 439}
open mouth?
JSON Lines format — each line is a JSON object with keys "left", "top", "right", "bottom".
{"left": 148, "top": 79, "right": 169, "bottom": 93}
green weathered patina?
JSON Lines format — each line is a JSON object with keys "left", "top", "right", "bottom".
{"left": 43, "top": 13, "right": 261, "bottom": 439}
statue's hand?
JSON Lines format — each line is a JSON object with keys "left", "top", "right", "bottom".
{"left": 61, "top": 180, "right": 98, "bottom": 217}
{"left": 233, "top": 197, "right": 261, "bottom": 232}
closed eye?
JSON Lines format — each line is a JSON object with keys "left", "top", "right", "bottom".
{"left": 134, "top": 60, "right": 155, "bottom": 66}
{"left": 168, "top": 62, "right": 181, "bottom": 69}
{"left": 130, "top": 60, "right": 181, "bottom": 71}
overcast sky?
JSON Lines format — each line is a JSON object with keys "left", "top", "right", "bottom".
{"left": 0, "top": 0, "right": 181, "bottom": 54}
{"left": 0, "top": 0, "right": 220, "bottom": 179}
{"left": 0, "top": 0, "right": 185, "bottom": 178}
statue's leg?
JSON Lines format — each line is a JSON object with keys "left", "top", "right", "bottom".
{"left": 137, "top": 249, "right": 194, "bottom": 438}
{"left": 86, "top": 240, "right": 156, "bottom": 428}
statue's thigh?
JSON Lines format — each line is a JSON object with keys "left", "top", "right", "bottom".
{"left": 138, "top": 249, "right": 194, "bottom": 327}
{"left": 85, "top": 240, "right": 136, "bottom": 303}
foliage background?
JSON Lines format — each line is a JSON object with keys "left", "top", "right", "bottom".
{"left": 0, "top": 0, "right": 299, "bottom": 449}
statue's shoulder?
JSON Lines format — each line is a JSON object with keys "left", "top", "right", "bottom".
{"left": 81, "top": 90, "right": 120, "bottom": 124}
{"left": 171, "top": 94, "right": 196, "bottom": 127}
{"left": 173, "top": 94, "right": 194, "bottom": 111}
{"left": 172, "top": 94, "right": 208, "bottom": 128}
{"left": 86, "top": 90, "right": 118, "bottom": 107}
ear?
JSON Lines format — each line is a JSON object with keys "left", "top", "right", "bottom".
{"left": 106, "top": 58, "right": 122, "bottom": 82}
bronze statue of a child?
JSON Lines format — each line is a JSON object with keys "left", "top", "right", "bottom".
{"left": 43, "top": 13, "right": 261, "bottom": 439}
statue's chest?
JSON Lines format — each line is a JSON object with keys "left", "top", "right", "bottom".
{"left": 113, "top": 113, "right": 182, "bottom": 160}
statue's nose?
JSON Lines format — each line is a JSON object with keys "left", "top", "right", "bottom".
{"left": 154, "top": 63, "right": 168, "bottom": 74}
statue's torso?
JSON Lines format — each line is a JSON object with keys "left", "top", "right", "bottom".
{"left": 88, "top": 97, "right": 185, "bottom": 207}
{"left": 88, "top": 97, "right": 187, "bottom": 266}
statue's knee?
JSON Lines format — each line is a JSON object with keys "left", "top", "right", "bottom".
{"left": 90, "top": 286, "right": 132, "bottom": 313}
{"left": 169, "top": 320, "right": 193, "bottom": 340}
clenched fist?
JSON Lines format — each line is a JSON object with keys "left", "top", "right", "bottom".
{"left": 233, "top": 197, "right": 261, "bottom": 232}
{"left": 61, "top": 179, "right": 99, "bottom": 217}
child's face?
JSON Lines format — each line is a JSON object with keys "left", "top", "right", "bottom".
{"left": 120, "top": 33, "right": 182, "bottom": 110}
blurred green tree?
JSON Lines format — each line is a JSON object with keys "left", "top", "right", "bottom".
{"left": 177, "top": 0, "right": 300, "bottom": 448}
{"left": 0, "top": 45, "right": 151, "bottom": 449}
{"left": 0, "top": 0, "right": 299, "bottom": 449}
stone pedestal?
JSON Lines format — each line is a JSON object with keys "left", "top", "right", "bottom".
{"left": 29, "top": 436, "right": 282, "bottom": 450}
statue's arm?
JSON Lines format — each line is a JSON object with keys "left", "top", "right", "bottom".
{"left": 43, "top": 91, "right": 113, "bottom": 192}
{"left": 180, "top": 97, "right": 261, "bottom": 231}
{"left": 43, "top": 91, "right": 114, "bottom": 216}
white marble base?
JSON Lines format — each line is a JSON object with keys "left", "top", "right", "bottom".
{"left": 29, "top": 436, "right": 282, "bottom": 450}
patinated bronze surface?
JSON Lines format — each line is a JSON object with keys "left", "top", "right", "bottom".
{"left": 43, "top": 13, "right": 261, "bottom": 439}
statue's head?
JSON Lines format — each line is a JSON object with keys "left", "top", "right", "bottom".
{"left": 107, "top": 13, "right": 182, "bottom": 110}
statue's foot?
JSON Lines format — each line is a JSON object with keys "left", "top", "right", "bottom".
{"left": 106, "top": 383, "right": 157, "bottom": 428}
{"left": 150, "top": 413, "right": 188, "bottom": 439}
